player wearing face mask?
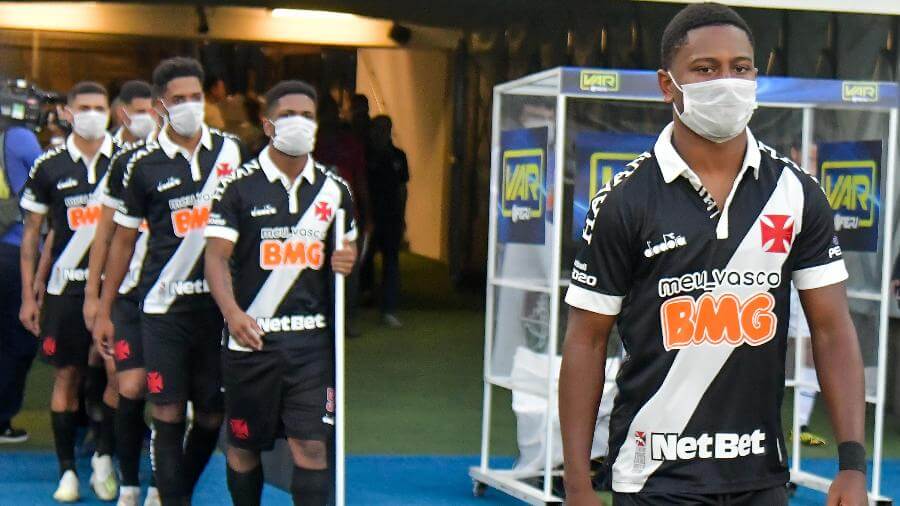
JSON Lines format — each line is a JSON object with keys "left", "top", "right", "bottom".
{"left": 560, "top": 4, "right": 866, "bottom": 506}
{"left": 92, "top": 57, "right": 244, "bottom": 506}
{"left": 112, "top": 81, "right": 159, "bottom": 147}
{"left": 19, "top": 81, "right": 120, "bottom": 503}
{"left": 204, "top": 80, "right": 357, "bottom": 506}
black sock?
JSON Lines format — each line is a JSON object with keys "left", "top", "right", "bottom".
{"left": 50, "top": 411, "right": 78, "bottom": 477}
{"left": 290, "top": 467, "right": 329, "bottom": 506}
{"left": 116, "top": 396, "right": 145, "bottom": 486}
{"left": 85, "top": 365, "right": 106, "bottom": 440}
{"left": 151, "top": 418, "right": 186, "bottom": 502}
{"left": 227, "top": 465, "right": 264, "bottom": 506}
{"left": 184, "top": 423, "right": 221, "bottom": 492}
{"left": 96, "top": 401, "right": 116, "bottom": 456}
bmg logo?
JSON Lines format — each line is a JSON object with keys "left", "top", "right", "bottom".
{"left": 580, "top": 71, "right": 619, "bottom": 92}
{"left": 821, "top": 161, "right": 877, "bottom": 231}
{"left": 842, "top": 82, "right": 878, "bottom": 103}
{"left": 501, "top": 148, "right": 544, "bottom": 223}
{"left": 589, "top": 152, "right": 642, "bottom": 198}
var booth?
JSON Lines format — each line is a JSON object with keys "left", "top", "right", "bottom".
{"left": 472, "top": 67, "right": 899, "bottom": 505}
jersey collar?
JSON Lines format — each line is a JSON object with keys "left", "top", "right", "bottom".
{"left": 157, "top": 124, "right": 213, "bottom": 161}
{"left": 258, "top": 146, "right": 316, "bottom": 189}
{"left": 67, "top": 133, "right": 113, "bottom": 184}
{"left": 654, "top": 122, "right": 762, "bottom": 184}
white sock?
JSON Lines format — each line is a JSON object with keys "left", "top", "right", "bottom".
{"left": 797, "top": 364, "right": 818, "bottom": 427}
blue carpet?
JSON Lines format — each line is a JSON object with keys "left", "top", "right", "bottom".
{"left": 0, "top": 453, "right": 895, "bottom": 505}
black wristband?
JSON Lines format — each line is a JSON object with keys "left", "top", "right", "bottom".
{"left": 838, "top": 441, "right": 867, "bottom": 474}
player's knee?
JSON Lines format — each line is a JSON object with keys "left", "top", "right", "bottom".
{"left": 151, "top": 402, "right": 184, "bottom": 423}
{"left": 289, "top": 439, "right": 327, "bottom": 469}
{"left": 116, "top": 370, "right": 146, "bottom": 399}
{"left": 227, "top": 447, "right": 261, "bottom": 473}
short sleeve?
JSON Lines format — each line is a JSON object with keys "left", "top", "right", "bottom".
{"left": 564, "top": 190, "right": 635, "bottom": 315}
{"left": 339, "top": 180, "right": 358, "bottom": 242}
{"left": 205, "top": 181, "right": 241, "bottom": 243}
{"left": 113, "top": 158, "right": 148, "bottom": 229}
{"left": 20, "top": 158, "right": 51, "bottom": 215}
{"left": 791, "top": 181, "right": 848, "bottom": 290}
{"left": 103, "top": 149, "right": 132, "bottom": 210}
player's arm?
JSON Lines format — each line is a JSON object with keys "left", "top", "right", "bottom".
{"left": 18, "top": 211, "right": 45, "bottom": 336}
{"left": 204, "top": 237, "right": 264, "bottom": 351}
{"left": 332, "top": 179, "right": 359, "bottom": 275}
{"left": 559, "top": 187, "right": 634, "bottom": 506}
{"left": 34, "top": 229, "right": 54, "bottom": 309}
{"left": 84, "top": 205, "right": 116, "bottom": 330}
{"left": 205, "top": 179, "right": 264, "bottom": 350}
{"left": 560, "top": 309, "right": 615, "bottom": 504}
{"left": 793, "top": 180, "right": 867, "bottom": 506}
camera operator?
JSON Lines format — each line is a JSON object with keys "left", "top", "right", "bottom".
{"left": 0, "top": 79, "right": 44, "bottom": 444}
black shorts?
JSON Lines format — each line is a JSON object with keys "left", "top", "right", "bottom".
{"left": 39, "top": 294, "right": 91, "bottom": 368}
{"left": 141, "top": 310, "right": 224, "bottom": 412}
{"left": 112, "top": 297, "right": 143, "bottom": 372}
{"left": 223, "top": 346, "right": 334, "bottom": 451}
{"left": 612, "top": 485, "right": 788, "bottom": 506}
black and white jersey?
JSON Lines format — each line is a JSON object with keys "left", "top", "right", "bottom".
{"left": 103, "top": 140, "right": 149, "bottom": 299}
{"left": 20, "top": 134, "right": 115, "bottom": 297}
{"left": 566, "top": 123, "right": 847, "bottom": 494}
{"left": 205, "top": 147, "right": 357, "bottom": 352}
{"left": 114, "top": 125, "right": 243, "bottom": 314}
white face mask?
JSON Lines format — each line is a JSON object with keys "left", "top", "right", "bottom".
{"left": 669, "top": 72, "right": 757, "bottom": 143}
{"left": 71, "top": 110, "right": 109, "bottom": 141}
{"left": 163, "top": 101, "right": 204, "bottom": 137}
{"left": 270, "top": 116, "right": 317, "bottom": 157}
{"left": 125, "top": 112, "right": 156, "bottom": 139}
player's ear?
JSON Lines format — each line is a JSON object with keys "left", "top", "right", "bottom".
{"left": 262, "top": 117, "right": 275, "bottom": 138}
{"left": 658, "top": 69, "right": 675, "bottom": 104}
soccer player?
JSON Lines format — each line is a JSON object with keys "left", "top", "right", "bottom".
{"left": 84, "top": 79, "right": 161, "bottom": 506}
{"left": 204, "top": 80, "right": 357, "bottom": 506}
{"left": 19, "top": 81, "right": 119, "bottom": 502}
{"left": 559, "top": 4, "right": 867, "bottom": 506}
{"left": 111, "top": 80, "right": 159, "bottom": 147}
{"left": 92, "top": 57, "right": 243, "bottom": 505}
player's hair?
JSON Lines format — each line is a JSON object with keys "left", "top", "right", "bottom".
{"left": 152, "top": 57, "right": 205, "bottom": 96}
{"left": 204, "top": 73, "right": 224, "bottom": 93}
{"left": 660, "top": 2, "right": 755, "bottom": 69}
{"left": 372, "top": 115, "right": 392, "bottom": 131}
{"left": 264, "top": 80, "right": 318, "bottom": 113}
{"left": 67, "top": 81, "right": 108, "bottom": 104}
{"left": 117, "top": 80, "right": 153, "bottom": 105}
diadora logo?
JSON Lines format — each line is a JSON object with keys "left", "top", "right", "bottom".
{"left": 67, "top": 205, "right": 101, "bottom": 229}
{"left": 842, "top": 82, "right": 878, "bottom": 103}
{"left": 501, "top": 148, "right": 544, "bottom": 223}
{"left": 645, "top": 430, "right": 766, "bottom": 461}
{"left": 760, "top": 214, "right": 794, "bottom": 253}
{"left": 259, "top": 239, "right": 325, "bottom": 270}
{"left": 660, "top": 292, "right": 777, "bottom": 351}
{"left": 822, "top": 160, "right": 877, "bottom": 232}
{"left": 579, "top": 70, "right": 619, "bottom": 92}
{"left": 250, "top": 205, "right": 277, "bottom": 218}
{"left": 157, "top": 177, "right": 182, "bottom": 192}
{"left": 56, "top": 178, "right": 78, "bottom": 190}
{"left": 314, "top": 201, "right": 333, "bottom": 222}
{"left": 171, "top": 207, "right": 210, "bottom": 237}
{"left": 644, "top": 233, "right": 687, "bottom": 258}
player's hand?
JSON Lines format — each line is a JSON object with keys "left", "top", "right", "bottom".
{"left": 332, "top": 239, "right": 356, "bottom": 276}
{"left": 92, "top": 311, "right": 116, "bottom": 360}
{"left": 225, "top": 309, "right": 265, "bottom": 351}
{"left": 83, "top": 293, "right": 100, "bottom": 331}
{"left": 19, "top": 296, "right": 41, "bottom": 337}
{"left": 33, "top": 279, "right": 46, "bottom": 310}
{"left": 564, "top": 489, "right": 603, "bottom": 506}
{"left": 826, "top": 470, "right": 868, "bottom": 506}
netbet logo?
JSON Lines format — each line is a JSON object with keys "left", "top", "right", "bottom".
{"left": 647, "top": 430, "right": 766, "bottom": 461}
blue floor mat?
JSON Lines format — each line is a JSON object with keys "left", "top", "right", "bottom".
{"left": 0, "top": 453, "right": 895, "bottom": 505}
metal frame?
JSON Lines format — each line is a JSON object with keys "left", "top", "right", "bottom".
{"left": 472, "top": 67, "right": 900, "bottom": 505}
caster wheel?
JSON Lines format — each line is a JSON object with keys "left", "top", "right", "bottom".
{"left": 473, "top": 481, "right": 487, "bottom": 497}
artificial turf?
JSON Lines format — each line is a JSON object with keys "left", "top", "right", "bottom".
{"left": 5, "top": 252, "right": 900, "bottom": 463}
